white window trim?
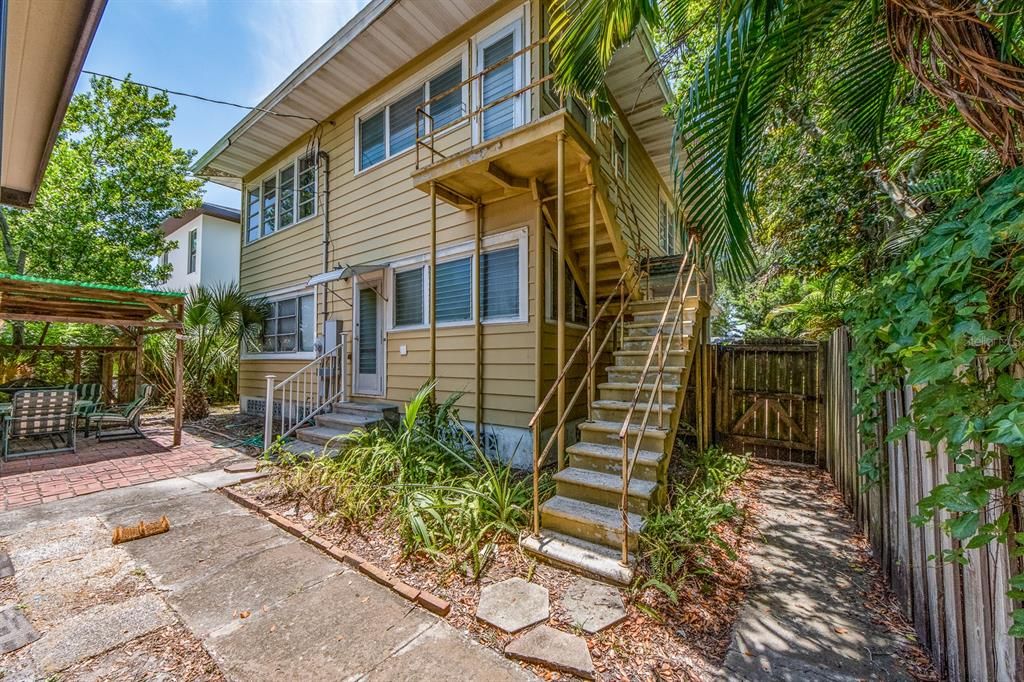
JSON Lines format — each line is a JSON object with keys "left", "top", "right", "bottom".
{"left": 658, "top": 189, "right": 677, "bottom": 255}
{"left": 187, "top": 228, "right": 198, "bottom": 274}
{"left": 611, "top": 119, "right": 629, "bottom": 180}
{"left": 354, "top": 48, "right": 470, "bottom": 176}
{"left": 479, "top": 226, "right": 529, "bottom": 324}
{"left": 544, "top": 239, "right": 589, "bottom": 329}
{"left": 473, "top": 8, "right": 531, "bottom": 145}
{"left": 243, "top": 153, "right": 319, "bottom": 246}
{"left": 383, "top": 226, "right": 529, "bottom": 330}
{"left": 240, "top": 284, "right": 318, "bottom": 360}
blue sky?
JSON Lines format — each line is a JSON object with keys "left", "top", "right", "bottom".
{"left": 81, "top": 0, "right": 369, "bottom": 208}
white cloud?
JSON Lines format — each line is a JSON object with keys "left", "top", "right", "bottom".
{"left": 245, "top": 0, "right": 367, "bottom": 102}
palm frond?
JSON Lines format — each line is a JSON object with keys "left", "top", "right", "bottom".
{"left": 675, "top": 0, "right": 862, "bottom": 278}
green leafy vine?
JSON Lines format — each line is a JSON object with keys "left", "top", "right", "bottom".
{"left": 846, "top": 168, "right": 1024, "bottom": 636}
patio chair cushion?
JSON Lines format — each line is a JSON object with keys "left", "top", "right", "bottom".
{"left": 7, "top": 389, "right": 77, "bottom": 437}
{"left": 62, "top": 383, "right": 102, "bottom": 403}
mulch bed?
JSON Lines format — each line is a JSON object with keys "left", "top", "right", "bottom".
{"left": 234, "top": 452, "right": 758, "bottom": 681}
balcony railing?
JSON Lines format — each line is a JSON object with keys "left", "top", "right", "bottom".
{"left": 415, "top": 38, "right": 554, "bottom": 169}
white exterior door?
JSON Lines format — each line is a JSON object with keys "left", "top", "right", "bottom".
{"left": 353, "top": 277, "right": 385, "bottom": 396}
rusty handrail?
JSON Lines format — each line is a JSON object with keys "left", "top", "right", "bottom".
{"left": 529, "top": 267, "right": 641, "bottom": 536}
{"left": 415, "top": 38, "right": 551, "bottom": 169}
{"left": 615, "top": 234, "right": 698, "bottom": 564}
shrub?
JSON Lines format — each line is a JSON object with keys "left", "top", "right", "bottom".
{"left": 638, "top": 446, "right": 748, "bottom": 597}
{"left": 269, "top": 382, "right": 542, "bottom": 578}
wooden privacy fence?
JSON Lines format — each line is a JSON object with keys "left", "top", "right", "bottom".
{"left": 824, "top": 327, "right": 1023, "bottom": 681}
{"left": 711, "top": 338, "right": 823, "bottom": 465}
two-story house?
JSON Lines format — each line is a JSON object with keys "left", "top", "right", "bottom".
{"left": 158, "top": 203, "right": 241, "bottom": 292}
{"left": 197, "top": 0, "right": 711, "bottom": 583}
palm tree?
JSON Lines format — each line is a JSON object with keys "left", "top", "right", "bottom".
{"left": 548, "top": 0, "right": 1024, "bottom": 276}
{"left": 146, "top": 283, "right": 267, "bottom": 420}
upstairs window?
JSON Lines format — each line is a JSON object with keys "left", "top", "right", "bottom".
{"left": 245, "top": 155, "right": 318, "bottom": 243}
{"left": 358, "top": 61, "right": 465, "bottom": 171}
{"left": 659, "top": 195, "right": 677, "bottom": 254}
{"left": 612, "top": 126, "right": 628, "bottom": 179}
{"left": 187, "top": 229, "right": 198, "bottom": 274}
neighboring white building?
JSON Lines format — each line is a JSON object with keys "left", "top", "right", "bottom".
{"left": 159, "top": 203, "right": 241, "bottom": 291}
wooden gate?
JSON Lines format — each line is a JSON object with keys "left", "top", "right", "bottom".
{"left": 713, "top": 338, "right": 823, "bottom": 465}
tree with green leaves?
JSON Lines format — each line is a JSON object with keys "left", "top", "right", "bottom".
{"left": 0, "top": 75, "right": 202, "bottom": 287}
{"left": 549, "top": 0, "right": 1024, "bottom": 275}
{"left": 146, "top": 283, "right": 267, "bottom": 420}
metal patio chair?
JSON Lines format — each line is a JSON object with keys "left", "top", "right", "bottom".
{"left": 1, "top": 389, "right": 77, "bottom": 460}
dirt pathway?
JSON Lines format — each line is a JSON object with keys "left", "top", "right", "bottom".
{"left": 717, "top": 462, "right": 931, "bottom": 681}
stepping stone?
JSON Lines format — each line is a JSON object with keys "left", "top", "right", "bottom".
{"left": 224, "top": 460, "right": 260, "bottom": 474}
{"left": 0, "top": 551, "right": 13, "bottom": 578}
{"left": 560, "top": 577, "right": 627, "bottom": 633}
{"left": 476, "top": 577, "right": 549, "bottom": 633}
{"left": 0, "top": 606, "right": 40, "bottom": 654}
{"left": 505, "top": 624, "right": 595, "bottom": 680}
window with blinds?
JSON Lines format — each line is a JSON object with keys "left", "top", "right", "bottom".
{"left": 394, "top": 267, "right": 425, "bottom": 327}
{"left": 358, "top": 61, "right": 465, "bottom": 171}
{"left": 481, "top": 246, "right": 519, "bottom": 320}
{"left": 436, "top": 256, "right": 472, "bottom": 323}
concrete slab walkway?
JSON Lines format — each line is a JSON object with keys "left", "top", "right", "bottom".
{"left": 717, "top": 463, "right": 916, "bottom": 681}
{"left": 0, "top": 472, "right": 533, "bottom": 680}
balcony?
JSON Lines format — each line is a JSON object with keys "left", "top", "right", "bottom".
{"left": 410, "top": 38, "right": 598, "bottom": 208}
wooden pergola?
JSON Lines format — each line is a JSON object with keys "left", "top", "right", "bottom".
{"left": 0, "top": 273, "right": 186, "bottom": 445}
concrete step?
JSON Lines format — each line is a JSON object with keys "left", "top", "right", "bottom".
{"left": 578, "top": 419, "right": 668, "bottom": 453}
{"left": 592, "top": 399, "right": 676, "bottom": 426}
{"left": 621, "top": 332, "right": 690, "bottom": 351}
{"left": 314, "top": 412, "right": 379, "bottom": 430}
{"left": 294, "top": 425, "right": 355, "bottom": 447}
{"left": 629, "top": 295, "right": 700, "bottom": 315}
{"left": 554, "top": 466, "right": 657, "bottom": 514}
{"left": 624, "top": 311, "right": 698, "bottom": 335}
{"left": 332, "top": 400, "right": 398, "bottom": 419}
{"left": 607, "top": 365, "right": 683, "bottom": 385}
{"left": 613, "top": 348, "right": 689, "bottom": 367}
{"left": 541, "top": 495, "right": 643, "bottom": 551}
{"left": 566, "top": 440, "right": 664, "bottom": 481}
{"left": 598, "top": 382, "right": 681, "bottom": 403}
{"left": 520, "top": 530, "right": 634, "bottom": 585}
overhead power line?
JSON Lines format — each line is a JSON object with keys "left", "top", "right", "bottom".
{"left": 80, "top": 70, "right": 320, "bottom": 125}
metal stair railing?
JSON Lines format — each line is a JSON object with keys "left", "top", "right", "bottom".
{"left": 262, "top": 336, "right": 348, "bottom": 453}
{"left": 527, "top": 264, "right": 645, "bottom": 536}
{"left": 615, "top": 234, "right": 698, "bottom": 564}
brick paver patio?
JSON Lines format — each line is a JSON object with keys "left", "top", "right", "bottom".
{"left": 0, "top": 424, "right": 247, "bottom": 511}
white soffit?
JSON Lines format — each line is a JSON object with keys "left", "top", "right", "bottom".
{"left": 195, "top": 0, "right": 502, "bottom": 188}
{"left": 605, "top": 33, "right": 675, "bottom": 189}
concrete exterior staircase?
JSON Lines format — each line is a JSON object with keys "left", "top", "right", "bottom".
{"left": 522, "top": 284, "right": 704, "bottom": 586}
{"left": 282, "top": 401, "right": 397, "bottom": 456}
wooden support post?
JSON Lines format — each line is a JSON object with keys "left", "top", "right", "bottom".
{"left": 474, "top": 203, "right": 483, "bottom": 441}
{"left": 533, "top": 186, "right": 546, "bottom": 478}
{"left": 134, "top": 329, "right": 144, "bottom": 399}
{"left": 556, "top": 132, "right": 566, "bottom": 470}
{"left": 429, "top": 181, "right": 437, "bottom": 390}
{"left": 173, "top": 304, "right": 184, "bottom": 447}
{"left": 73, "top": 348, "right": 82, "bottom": 384}
{"left": 587, "top": 180, "right": 596, "bottom": 417}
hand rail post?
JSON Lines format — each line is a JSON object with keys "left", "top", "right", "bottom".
{"left": 658, "top": 331, "right": 664, "bottom": 429}
{"left": 532, "top": 420, "right": 541, "bottom": 535}
{"left": 264, "top": 375, "right": 275, "bottom": 451}
{"left": 620, "top": 435, "right": 629, "bottom": 565}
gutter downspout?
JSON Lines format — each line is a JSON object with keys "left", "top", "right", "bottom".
{"left": 318, "top": 150, "right": 331, "bottom": 332}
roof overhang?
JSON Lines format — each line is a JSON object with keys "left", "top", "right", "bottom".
{"left": 0, "top": 0, "right": 106, "bottom": 208}
{"left": 194, "top": 0, "right": 503, "bottom": 188}
{"left": 307, "top": 263, "right": 387, "bottom": 287}
{"left": 605, "top": 29, "right": 676, "bottom": 189}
